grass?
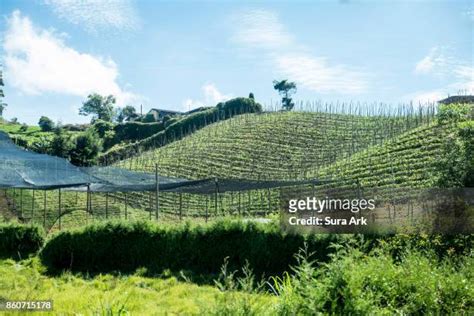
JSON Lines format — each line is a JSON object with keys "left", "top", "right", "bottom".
{"left": 0, "top": 258, "right": 275, "bottom": 315}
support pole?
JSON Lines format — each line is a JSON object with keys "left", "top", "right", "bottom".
{"left": 58, "top": 188, "right": 62, "bottom": 231}
{"left": 43, "top": 190, "right": 47, "bottom": 228}
{"left": 179, "top": 190, "right": 183, "bottom": 221}
{"left": 20, "top": 189, "right": 23, "bottom": 219}
{"left": 32, "top": 190, "right": 35, "bottom": 222}
{"left": 155, "top": 164, "right": 159, "bottom": 220}
{"left": 214, "top": 179, "right": 219, "bottom": 216}
{"left": 124, "top": 193, "right": 128, "bottom": 220}
{"left": 205, "top": 195, "right": 209, "bottom": 223}
{"left": 105, "top": 193, "right": 109, "bottom": 219}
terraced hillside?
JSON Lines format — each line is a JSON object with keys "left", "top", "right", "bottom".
{"left": 7, "top": 108, "right": 468, "bottom": 229}
{"left": 117, "top": 111, "right": 434, "bottom": 180}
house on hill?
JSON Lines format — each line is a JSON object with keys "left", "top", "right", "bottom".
{"left": 146, "top": 108, "right": 183, "bottom": 121}
{"left": 145, "top": 107, "right": 212, "bottom": 122}
{"left": 438, "top": 95, "right": 474, "bottom": 105}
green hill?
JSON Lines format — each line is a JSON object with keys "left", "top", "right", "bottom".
{"left": 116, "top": 111, "right": 435, "bottom": 181}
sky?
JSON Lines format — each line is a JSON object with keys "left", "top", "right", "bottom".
{"left": 0, "top": 0, "right": 473, "bottom": 124}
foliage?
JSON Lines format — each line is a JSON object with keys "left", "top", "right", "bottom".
{"left": 434, "top": 105, "right": 474, "bottom": 187}
{"left": 437, "top": 103, "right": 471, "bottom": 124}
{"left": 102, "top": 97, "right": 262, "bottom": 164}
{"left": 69, "top": 129, "right": 103, "bottom": 166}
{"left": 39, "top": 220, "right": 339, "bottom": 276}
{"left": 273, "top": 80, "right": 297, "bottom": 111}
{"left": 50, "top": 128, "right": 73, "bottom": 159}
{"left": 270, "top": 242, "right": 474, "bottom": 315}
{"left": 92, "top": 119, "right": 114, "bottom": 138}
{"left": 114, "top": 121, "right": 165, "bottom": 143}
{"left": 117, "top": 105, "right": 138, "bottom": 123}
{"left": 79, "top": 93, "right": 116, "bottom": 122}
{"left": 0, "top": 224, "right": 44, "bottom": 260}
{"left": 0, "top": 68, "right": 6, "bottom": 117}
{"left": 142, "top": 112, "right": 158, "bottom": 123}
{"left": 38, "top": 116, "right": 55, "bottom": 132}
{"left": 0, "top": 259, "right": 272, "bottom": 315}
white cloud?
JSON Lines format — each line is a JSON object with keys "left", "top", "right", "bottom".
{"left": 414, "top": 46, "right": 455, "bottom": 76}
{"left": 182, "top": 83, "right": 232, "bottom": 110}
{"left": 3, "top": 11, "right": 138, "bottom": 106}
{"left": 43, "top": 0, "right": 139, "bottom": 32}
{"left": 232, "top": 9, "right": 293, "bottom": 50}
{"left": 412, "top": 47, "right": 474, "bottom": 99}
{"left": 232, "top": 9, "right": 370, "bottom": 94}
{"left": 275, "top": 54, "right": 368, "bottom": 94}
{"left": 405, "top": 90, "right": 447, "bottom": 105}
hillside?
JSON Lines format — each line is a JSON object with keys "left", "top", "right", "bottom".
{"left": 116, "top": 111, "right": 435, "bottom": 181}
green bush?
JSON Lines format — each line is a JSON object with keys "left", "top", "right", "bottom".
{"left": 39, "top": 220, "right": 339, "bottom": 276}
{"left": 0, "top": 223, "right": 45, "bottom": 260}
{"left": 271, "top": 243, "right": 473, "bottom": 315}
{"left": 437, "top": 104, "right": 471, "bottom": 124}
{"left": 114, "top": 121, "right": 165, "bottom": 143}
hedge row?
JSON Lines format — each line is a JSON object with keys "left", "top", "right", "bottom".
{"left": 0, "top": 223, "right": 45, "bottom": 260}
{"left": 39, "top": 220, "right": 342, "bottom": 276}
{"left": 114, "top": 122, "right": 165, "bottom": 143}
{"left": 100, "top": 97, "right": 262, "bottom": 164}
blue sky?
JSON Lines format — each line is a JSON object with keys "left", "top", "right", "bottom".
{"left": 0, "top": 0, "right": 473, "bottom": 124}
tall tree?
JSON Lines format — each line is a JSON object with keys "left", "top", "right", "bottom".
{"left": 273, "top": 79, "right": 297, "bottom": 111}
{"left": 79, "top": 93, "right": 116, "bottom": 122}
{"left": 38, "top": 116, "right": 55, "bottom": 132}
{"left": 0, "top": 67, "right": 7, "bottom": 117}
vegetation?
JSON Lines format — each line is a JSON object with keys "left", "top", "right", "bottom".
{"left": 102, "top": 97, "right": 263, "bottom": 163}
{"left": 0, "top": 68, "right": 6, "bottom": 117}
{"left": 273, "top": 79, "right": 297, "bottom": 111}
{"left": 0, "top": 223, "right": 44, "bottom": 259}
{"left": 38, "top": 116, "right": 55, "bottom": 132}
{"left": 39, "top": 220, "right": 339, "bottom": 276}
{"left": 0, "top": 258, "right": 273, "bottom": 315}
{"left": 79, "top": 93, "right": 116, "bottom": 122}
{"left": 117, "top": 105, "right": 139, "bottom": 122}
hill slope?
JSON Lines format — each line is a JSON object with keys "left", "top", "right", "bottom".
{"left": 117, "top": 111, "right": 434, "bottom": 181}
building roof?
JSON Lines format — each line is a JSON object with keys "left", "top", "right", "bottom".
{"left": 148, "top": 108, "right": 183, "bottom": 115}
{"left": 438, "top": 95, "right": 474, "bottom": 105}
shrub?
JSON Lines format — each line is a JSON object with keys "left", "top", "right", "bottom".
{"left": 38, "top": 116, "right": 55, "bottom": 132}
{"left": 0, "top": 223, "right": 45, "bottom": 260}
{"left": 39, "top": 220, "right": 339, "bottom": 276}
{"left": 437, "top": 104, "right": 471, "bottom": 124}
{"left": 114, "top": 121, "right": 165, "bottom": 143}
{"left": 271, "top": 244, "right": 474, "bottom": 315}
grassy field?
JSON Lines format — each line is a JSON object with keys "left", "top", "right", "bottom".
{"left": 0, "top": 259, "right": 274, "bottom": 315}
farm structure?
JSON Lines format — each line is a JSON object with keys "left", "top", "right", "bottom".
{"left": 0, "top": 131, "right": 325, "bottom": 231}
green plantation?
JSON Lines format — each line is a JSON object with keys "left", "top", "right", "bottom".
{"left": 0, "top": 103, "right": 473, "bottom": 314}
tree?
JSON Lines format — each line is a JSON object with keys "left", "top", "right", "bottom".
{"left": 38, "top": 116, "right": 55, "bottom": 132}
{"left": 69, "top": 129, "right": 102, "bottom": 166}
{"left": 117, "top": 105, "right": 138, "bottom": 122}
{"left": 273, "top": 79, "right": 297, "bottom": 111}
{"left": 142, "top": 112, "right": 157, "bottom": 123}
{"left": 50, "top": 128, "right": 73, "bottom": 159}
{"left": 0, "top": 68, "right": 7, "bottom": 117}
{"left": 79, "top": 93, "right": 116, "bottom": 122}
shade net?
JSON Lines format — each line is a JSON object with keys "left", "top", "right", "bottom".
{"left": 0, "top": 132, "right": 97, "bottom": 189}
{"left": 0, "top": 132, "right": 328, "bottom": 194}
